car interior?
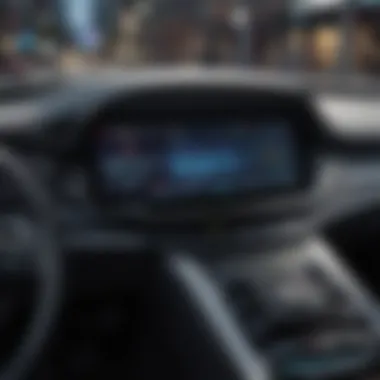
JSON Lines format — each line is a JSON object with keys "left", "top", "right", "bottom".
{"left": 1, "top": 68, "right": 380, "bottom": 380}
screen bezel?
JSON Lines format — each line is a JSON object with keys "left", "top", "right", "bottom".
{"left": 78, "top": 88, "right": 318, "bottom": 222}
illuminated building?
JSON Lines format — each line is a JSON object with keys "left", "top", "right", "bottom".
{"left": 288, "top": 0, "right": 380, "bottom": 73}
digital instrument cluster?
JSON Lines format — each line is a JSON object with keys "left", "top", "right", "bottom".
{"left": 95, "top": 120, "right": 299, "bottom": 200}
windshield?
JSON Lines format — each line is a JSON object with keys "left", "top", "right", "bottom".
{"left": 1, "top": 0, "right": 380, "bottom": 79}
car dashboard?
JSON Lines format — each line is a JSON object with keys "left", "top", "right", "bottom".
{"left": 1, "top": 69, "right": 380, "bottom": 380}
{"left": 27, "top": 70, "right": 380, "bottom": 253}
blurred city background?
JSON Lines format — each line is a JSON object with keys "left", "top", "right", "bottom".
{"left": 1, "top": 0, "right": 380, "bottom": 79}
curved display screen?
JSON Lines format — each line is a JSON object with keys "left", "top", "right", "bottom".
{"left": 96, "top": 121, "right": 298, "bottom": 199}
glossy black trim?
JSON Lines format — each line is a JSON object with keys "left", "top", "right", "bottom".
{"left": 74, "top": 86, "right": 320, "bottom": 224}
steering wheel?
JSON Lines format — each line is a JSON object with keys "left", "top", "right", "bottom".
{"left": 0, "top": 148, "right": 62, "bottom": 380}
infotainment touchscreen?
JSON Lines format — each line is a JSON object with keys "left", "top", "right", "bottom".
{"left": 97, "top": 122, "right": 297, "bottom": 198}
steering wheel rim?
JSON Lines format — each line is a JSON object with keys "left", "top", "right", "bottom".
{"left": 0, "top": 147, "right": 62, "bottom": 380}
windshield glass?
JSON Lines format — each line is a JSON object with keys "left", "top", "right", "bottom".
{"left": 0, "top": 0, "right": 379, "bottom": 78}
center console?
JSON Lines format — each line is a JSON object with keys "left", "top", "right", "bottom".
{"left": 216, "top": 239, "right": 380, "bottom": 380}
{"left": 145, "top": 238, "right": 380, "bottom": 380}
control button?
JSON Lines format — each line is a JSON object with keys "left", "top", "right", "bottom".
{"left": 265, "top": 271, "right": 328, "bottom": 312}
{"left": 275, "top": 280, "right": 322, "bottom": 305}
